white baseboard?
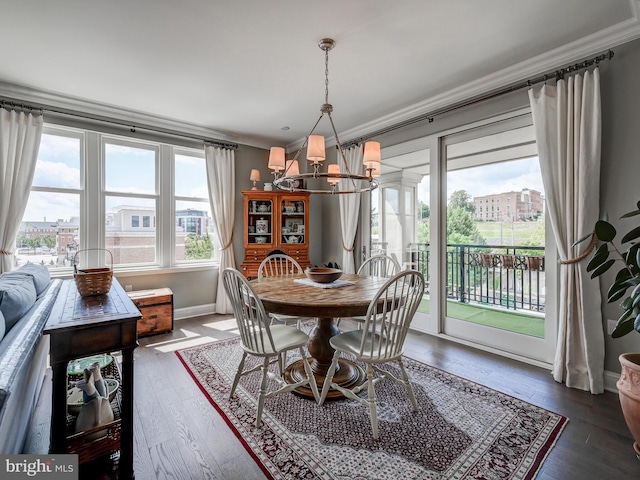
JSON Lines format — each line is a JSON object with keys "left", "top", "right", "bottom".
{"left": 604, "top": 369, "right": 621, "bottom": 394}
{"left": 174, "top": 303, "right": 216, "bottom": 321}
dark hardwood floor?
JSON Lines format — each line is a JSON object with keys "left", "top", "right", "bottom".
{"left": 26, "top": 314, "right": 639, "bottom": 479}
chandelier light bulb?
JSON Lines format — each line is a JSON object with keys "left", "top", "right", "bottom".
{"left": 285, "top": 160, "right": 300, "bottom": 177}
{"left": 307, "top": 135, "right": 326, "bottom": 163}
{"left": 327, "top": 164, "right": 341, "bottom": 184}
{"left": 363, "top": 141, "right": 381, "bottom": 165}
{"left": 268, "top": 147, "right": 285, "bottom": 172}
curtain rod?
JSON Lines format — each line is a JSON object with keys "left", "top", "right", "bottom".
{"left": 343, "top": 49, "right": 614, "bottom": 149}
{"left": 0, "top": 97, "right": 238, "bottom": 150}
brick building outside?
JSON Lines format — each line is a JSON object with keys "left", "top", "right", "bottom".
{"left": 473, "top": 189, "right": 544, "bottom": 222}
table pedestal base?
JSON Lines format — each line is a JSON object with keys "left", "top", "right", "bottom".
{"left": 284, "top": 358, "right": 366, "bottom": 400}
{"left": 284, "top": 316, "right": 366, "bottom": 400}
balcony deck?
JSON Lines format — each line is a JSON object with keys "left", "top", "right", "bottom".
{"left": 402, "top": 242, "right": 545, "bottom": 338}
{"left": 418, "top": 296, "right": 545, "bottom": 337}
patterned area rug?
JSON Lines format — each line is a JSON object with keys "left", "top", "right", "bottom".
{"left": 176, "top": 337, "right": 567, "bottom": 480}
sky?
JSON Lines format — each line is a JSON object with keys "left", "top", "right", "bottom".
{"left": 417, "top": 157, "right": 544, "bottom": 205}
{"left": 24, "top": 133, "right": 209, "bottom": 223}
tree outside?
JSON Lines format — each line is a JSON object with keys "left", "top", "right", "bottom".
{"left": 41, "top": 235, "right": 57, "bottom": 250}
{"left": 185, "top": 233, "right": 213, "bottom": 260}
{"left": 446, "top": 190, "right": 485, "bottom": 245}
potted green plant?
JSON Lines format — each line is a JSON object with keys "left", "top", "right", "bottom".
{"left": 574, "top": 199, "right": 640, "bottom": 457}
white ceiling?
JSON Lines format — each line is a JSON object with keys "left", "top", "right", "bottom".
{"left": 1, "top": 0, "right": 639, "bottom": 149}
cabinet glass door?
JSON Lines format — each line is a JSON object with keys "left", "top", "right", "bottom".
{"left": 248, "top": 198, "right": 273, "bottom": 245}
{"left": 280, "top": 199, "right": 305, "bottom": 246}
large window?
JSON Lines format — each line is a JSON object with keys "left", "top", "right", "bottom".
{"left": 104, "top": 140, "right": 158, "bottom": 266}
{"left": 17, "top": 125, "right": 216, "bottom": 272}
{"left": 17, "top": 130, "right": 82, "bottom": 270}
{"left": 174, "top": 150, "right": 215, "bottom": 263}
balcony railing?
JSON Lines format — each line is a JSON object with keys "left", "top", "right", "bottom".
{"left": 407, "top": 243, "right": 545, "bottom": 313}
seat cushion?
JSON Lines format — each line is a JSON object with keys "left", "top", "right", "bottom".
{"left": 243, "top": 325, "right": 309, "bottom": 355}
{"left": 329, "top": 329, "right": 391, "bottom": 359}
{"left": 13, "top": 262, "right": 51, "bottom": 295}
{"left": 0, "top": 274, "right": 37, "bottom": 332}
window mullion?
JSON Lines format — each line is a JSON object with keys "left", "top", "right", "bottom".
{"left": 85, "top": 131, "right": 102, "bottom": 250}
{"left": 159, "top": 144, "right": 172, "bottom": 268}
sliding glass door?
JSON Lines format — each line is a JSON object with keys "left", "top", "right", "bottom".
{"left": 442, "top": 114, "right": 556, "bottom": 362}
{"left": 367, "top": 111, "right": 557, "bottom": 364}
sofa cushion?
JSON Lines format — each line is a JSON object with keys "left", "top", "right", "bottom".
{"left": 13, "top": 262, "right": 51, "bottom": 295}
{"left": 0, "top": 310, "right": 4, "bottom": 340}
{"left": 0, "top": 275, "right": 37, "bottom": 331}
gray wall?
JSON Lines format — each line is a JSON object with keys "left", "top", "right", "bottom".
{"left": 114, "top": 269, "right": 217, "bottom": 311}
{"left": 599, "top": 38, "right": 640, "bottom": 372}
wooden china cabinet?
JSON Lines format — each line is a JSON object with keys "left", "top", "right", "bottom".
{"left": 241, "top": 190, "right": 311, "bottom": 278}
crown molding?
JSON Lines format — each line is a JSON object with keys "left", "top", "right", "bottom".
{"left": 332, "top": 0, "right": 640, "bottom": 146}
{"left": 0, "top": 81, "right": 273, "bottom": 149}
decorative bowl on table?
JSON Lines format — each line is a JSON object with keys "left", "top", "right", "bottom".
{"left": 305, "top": 267, "right": 343, "bottom": 283}
{"left": 67, "top": 378, "right": 119, "bottom": 415}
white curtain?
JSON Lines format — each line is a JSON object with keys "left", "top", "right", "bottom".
{"left": 338, "top": 146, "right": 363, "bottom": 273}
{"left": 0, "top": 108, "right": 43, "bottom": 273}
{"left": 205, "top": 145, "right": 236, "bottom": 314}
{"left": 529, "top": 68, "right": 604, "bottom": 394}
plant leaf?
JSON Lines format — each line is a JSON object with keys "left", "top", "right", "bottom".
{"left": 618, "top": 309, "right": 632, "bottom": 323}
{"left": 622, "top": 296, "right": 634, "bottom": 310}
{"left": 621, "top": 209, "right": 640, "bottom": 218}
{"left": 608, "top": 280, "right": 631, "bottom": 303}
{"left": 621, "top": 225, "right": 640, "bottom": 243}
{"left": 594, "top": 220, "right": 616, "bottom": 242}
{"left": 622, "top": 244, "right": 639, "bottom": 269}
{"left": 572, "top": 232, "right": 594, "bottom": 247}
{"left": 613, "top": 318, "right": 635, "bottom": 338}
{"left": 590, "top": 259, "right": 615, "bottom": 278}
{"left": 635, "top": 312, "right": 640, "bottom": 334}
{"left": 616, "top": 267, "right": 632, "bottom": 282}
{"left": 586, "top": 244, "right": 609, "bottom": 272}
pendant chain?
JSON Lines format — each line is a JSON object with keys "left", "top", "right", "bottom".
{"left": 325, "top": 49, "right": 330, "bottom": 104}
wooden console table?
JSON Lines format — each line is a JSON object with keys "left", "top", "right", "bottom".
{"left": 44, "top": 278, "right": 141, "bottom": 479}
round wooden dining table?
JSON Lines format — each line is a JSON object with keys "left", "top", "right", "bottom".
{"left": 249, "top": 273, "right": 390, "bottom": 400}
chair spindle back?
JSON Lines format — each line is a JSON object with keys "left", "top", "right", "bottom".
{"left": 258, "top": 254, "right": 303, "bottom": 279}
{"left": 222, "top": 267, "right": 276, "bottom": 354}
{"left": 359, "top": 270, "right": 425, "bottom": 360}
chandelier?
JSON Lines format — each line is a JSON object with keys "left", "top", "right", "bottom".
{"left": 268, "top": 38, "right": 380, "bottom": 194}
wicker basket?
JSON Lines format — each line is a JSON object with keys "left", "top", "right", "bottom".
{"left": 74, "top": 249, "right": 113, "bottom": 297}
{"left": 67, "top": 359, "right": 122, "bottom": 464}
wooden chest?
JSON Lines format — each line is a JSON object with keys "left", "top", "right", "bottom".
{"left": 127, "top": 288, "right": 173, "bottom": 337}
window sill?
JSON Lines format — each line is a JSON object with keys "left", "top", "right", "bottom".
{"left": 50, "top": 263, "right": 219, "bottom": 280}
{"left": 114, "top": 263, "right": 219, "bottom": 277}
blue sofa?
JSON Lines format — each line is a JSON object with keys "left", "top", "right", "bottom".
{"left": 0, "top": 263, "right": 62, "bottom": 454}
